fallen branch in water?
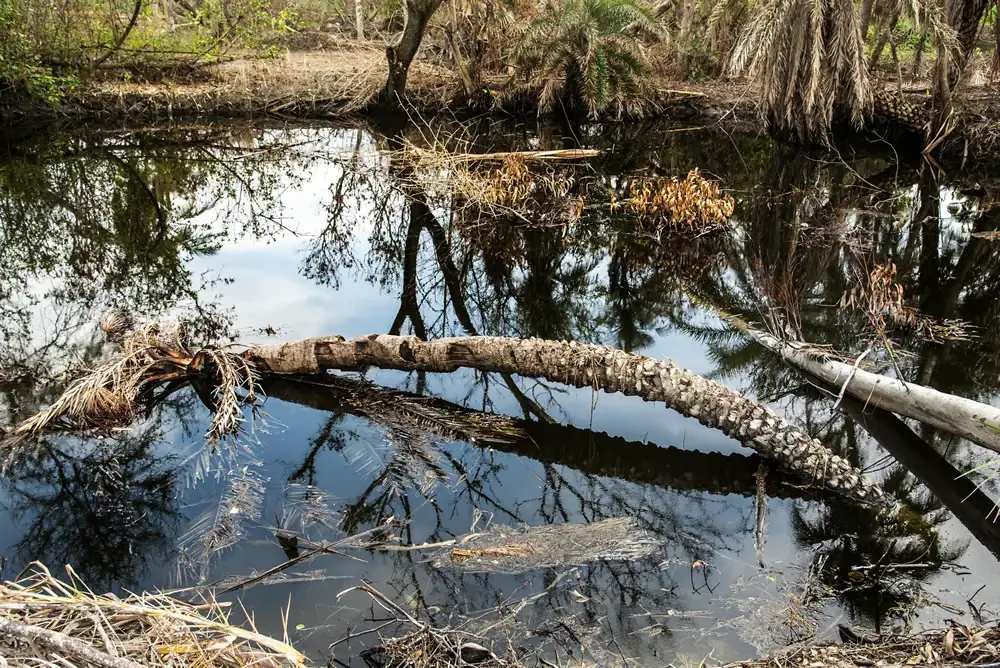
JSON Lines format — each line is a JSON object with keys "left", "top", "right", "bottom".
{"left": 728, "top": 317, "right": 1000, "bottom": 455}
{"left": 403, "top": 147, "right": 599, "bottom": 162}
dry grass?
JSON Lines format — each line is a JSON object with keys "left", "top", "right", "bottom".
{"left": 728, "top": 623, "right": 1000, "bottom": 668}
{"left": 0, "top": 561, "right": 306, "bottom": 667}
{"left": 72, "top": 46, "right": 458, "bottom": 116}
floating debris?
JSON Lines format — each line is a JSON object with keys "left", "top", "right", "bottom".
{"left": 447, "top": 516, "right": 660, "bottom": 574}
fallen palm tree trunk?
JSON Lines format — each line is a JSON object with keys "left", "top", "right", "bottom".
{"left": 248, "top": 334, "right": 884, "bottom": 504}
{"left": 835, "top": 390, "right": 1000, "bottom": 559}
{"left": 729, "top": 318, "right": 1000, "bottom": 455}
{"left": 2, "top": 325, "right": 886, "bottom": 504}
{"left": 266, "top": 375, "right": 818, "bottom": 500}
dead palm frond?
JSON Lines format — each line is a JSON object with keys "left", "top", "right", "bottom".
{"left": 1, "top": 315, "right": 261, "bottom": 467}
{"left": 728, "top": 0, "right": 872, "bottom": 143}
{"left": 0, "top": 561, "right": 305, "bottom": 667}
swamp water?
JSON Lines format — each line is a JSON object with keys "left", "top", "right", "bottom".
{"left": 1, "top": 120, "right": 999, "bottom": 665}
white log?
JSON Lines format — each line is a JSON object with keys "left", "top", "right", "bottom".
{"left": 739, "top": 324, "right": 1000, "bottom": 455}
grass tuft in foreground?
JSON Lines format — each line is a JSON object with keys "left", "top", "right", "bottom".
{"left": 0, "top": 561, "right": 306, "bottom": 667}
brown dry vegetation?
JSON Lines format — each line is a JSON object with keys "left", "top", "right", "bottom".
{"left": 68, "top": 45, "right": 462, "bottom": 118}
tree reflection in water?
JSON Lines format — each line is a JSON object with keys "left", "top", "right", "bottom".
{"left": 1, "top": 120, "right": 999, "bottom": 656}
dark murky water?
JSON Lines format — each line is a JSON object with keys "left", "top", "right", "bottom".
{"left": 2, "top": 119, "right": 999, "bottom": 665}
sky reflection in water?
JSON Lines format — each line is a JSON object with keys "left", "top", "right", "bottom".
{"left": 1, "top": 121, "right": 999, "bottom": 664}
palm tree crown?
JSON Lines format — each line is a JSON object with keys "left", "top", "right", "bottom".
{"left": 514, "top": 0, "right": 664, "bottom": 117}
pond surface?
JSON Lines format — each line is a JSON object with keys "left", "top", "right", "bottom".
{"left": 1, "top": 119, "right": 1000, "bottom": 665}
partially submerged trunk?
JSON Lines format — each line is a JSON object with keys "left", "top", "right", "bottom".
{"left": 265, "top": 376, "right": 819, "bottom": 500}
{"left": 732, "top": 321, "right": 1000, "bottom": 455}
{"left": 836, "top": 391, "right": 1000, "bottom": 559}
{"left": 249, "top": 333, "right": 886, "bottom": 503}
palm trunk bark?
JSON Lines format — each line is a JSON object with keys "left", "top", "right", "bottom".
{"left": 732, "top": 322, "right": 1000, "bottom": 455}
{"left": 248, "top": 333, "right": 887, "bottom": 504}
{"left": 265, "top": 375, "right": 825, "bottom": 501}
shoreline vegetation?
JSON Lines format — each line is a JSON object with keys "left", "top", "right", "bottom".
{"left": 2, "top": 42, "right": 754, "bottom": 127}
{"left": 2, "top": 559, "right": 997, "bottom": 667}
{"left": 2, "top": 0, "right": 1000, "bottom": 154}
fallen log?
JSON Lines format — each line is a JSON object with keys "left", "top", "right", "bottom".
{"left": 247, "top": 333, "right": 885, "bottom": 504}
{"left": 2, "top": 325, "right": 887, "bottom": 505}
{"left": 729, "top": 319, "right": 1000, "bottom": 455}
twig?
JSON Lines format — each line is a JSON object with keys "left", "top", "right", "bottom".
{"left": 328, "top": 619, "right": 398, "bottom": 649}
{"left": 0, "top": 617, "right": 143, "bottom": 668}
{"left": 832, "top": 346, "right": 873, "bottom": 410}
{"left": 337, "top": 583, "right": 425, "bottom": 630}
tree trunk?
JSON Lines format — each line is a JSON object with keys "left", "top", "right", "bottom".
{"left": 92, "top": 0, "right": 145, "bottom": 68}
{"left": 382, "top": 0, "right": 444, "bottom": 104}
{"left": 447, "top": 0, "right": 476, "bottom": 96}
{"left": 868, "top": 11, "right": 900, "bottom": 72}
{"left": 247, "top": 334, "right": 887, "bottom": 504}
{"left": 355, "top": 0, "right": 365, "bottom": 41}
{"left": 951, "top": 0, "right": 989, "bottom": 81}
{"left": 265, "top": 375, "right": 834, "bottom": 501}
{"left": 859, "top": 0, "right": 874, "bottom": 39}
{"left": 732, "top": 322, "right": 1000, "bottom": 455}
{"left": 837, "top": 391, "right": 1000, "bottom": 560}
{"left": 930, "top": 0, "right": 989, "bottom": 120}
{"left": 910, "top": 29, "right": 927, "bottom": 81}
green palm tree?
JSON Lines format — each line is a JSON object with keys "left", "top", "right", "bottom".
{"left": 513, "top": 0, "right": 664, "bottom": 117}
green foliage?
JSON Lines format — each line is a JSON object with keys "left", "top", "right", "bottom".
{"left": 513, "top": 0, "right": 664, "bottom": 117}
{"left": 0, "top": 0, "right": 76, "bottom": 103}
{"left": 1, "top": 0, "right": 299, "bottom": 98}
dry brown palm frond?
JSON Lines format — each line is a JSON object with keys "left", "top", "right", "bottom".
{"left": 841, "top": 261, "right": 975, "bottom": 344}
{"left": 615, "top": 169, "right": 735, "bottom": 230}
{"left": 202, "top": 347, "right": 261, "bottom": 443}
{"left": 0, "top": 561, "right": 306, "bottom": 667}
{"left": 1, "top": 317, "right": 262, "bottom": 466}
{"left": 728, "top": 0, "right": 872, "bottom": 142}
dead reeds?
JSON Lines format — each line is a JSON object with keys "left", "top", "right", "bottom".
{"left": 0, "top": 561, "right": 306, "bottom": 667}
{"left": 727, "top": 622, "right": 1000, "bottom": 668}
